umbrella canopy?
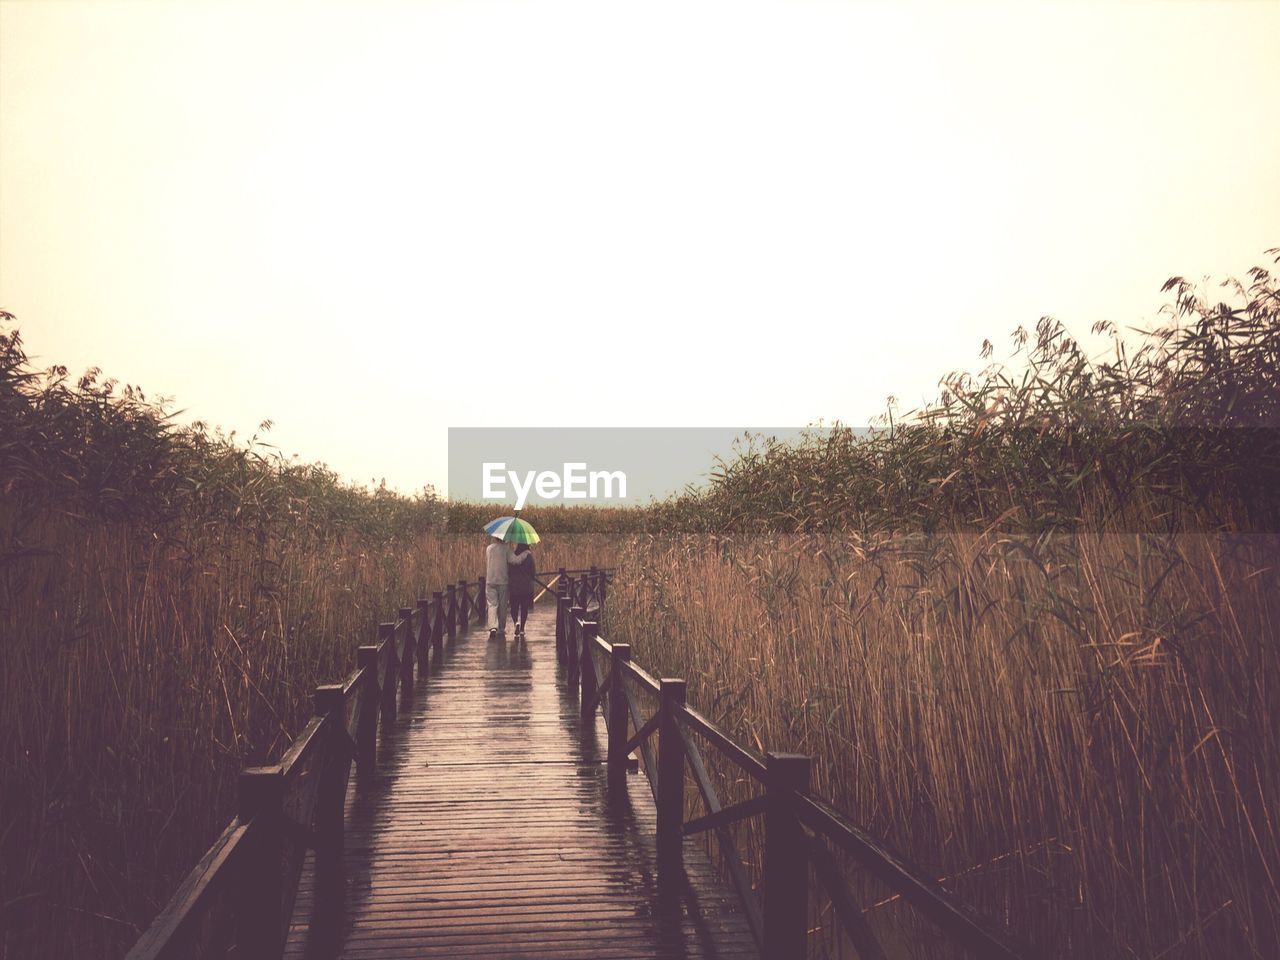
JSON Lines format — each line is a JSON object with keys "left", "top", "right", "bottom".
{"left": 483, "top": 516, "right": 541, "bottom": 544}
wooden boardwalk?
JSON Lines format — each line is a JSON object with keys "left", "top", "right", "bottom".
{"left": 284, "top": 602, "right": 759, "bottom": 960}
{"left": 125, "top": 572, "right": 1027, "bottom": 960}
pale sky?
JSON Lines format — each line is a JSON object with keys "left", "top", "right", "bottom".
{"left": 2, "top": 0, "right": 1277, "bottom": 495}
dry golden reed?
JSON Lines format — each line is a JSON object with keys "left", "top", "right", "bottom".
{"left": 0, "top": 515, "right": 614, "bottom": 958}
{"left": 604, "top": 530, "right": 1279, "bottom": 959}
{"left": 5, "top": 252, "right": 1278, "bottom": 959}
{"left": 0, "top": 320, "right": 616, "bottom": 957}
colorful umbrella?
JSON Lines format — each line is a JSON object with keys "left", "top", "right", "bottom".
{"left": 483, "top": 516, "right": 541, "bottom": 544}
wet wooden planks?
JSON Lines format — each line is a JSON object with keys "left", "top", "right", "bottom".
{"left": 285, "top": 603, "right": 759, "bottom": 960}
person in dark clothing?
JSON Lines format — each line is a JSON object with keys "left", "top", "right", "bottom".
{"left": 507, "top": 543, "right": 536, "bottom": 638}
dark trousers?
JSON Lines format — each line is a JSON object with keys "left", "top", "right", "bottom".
{"left": 510, "top": 592, "right": 532, "bottom": 629}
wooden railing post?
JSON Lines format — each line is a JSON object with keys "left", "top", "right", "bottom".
{"left": 657, "top": 678, "right": 687, "bottom": 881}
{"left": 563, "top": 577, "right": 576, "bottom": 657}
{"left": 577, "top": 612, "right": 595, "bottom": 716}
{"left": 567, "top": 600, "right": 580, "bottom": 674}
{"left": 608, "top": 644, "right": 631, "bottom": 794}
{"left": 431, "top": 592, "right": 444, "bottom": 656}
{"left": 556, "top": 593, "right": 571, "bottom": 665}
{"left": 445, "top": 585, "right": 457, "bottom": 640}
{"left": 590, "top": 566, "right": 599, "bottom": 605}
{"left": 416, "top": 599, "right": 431, "bottom": 676}
{"left": 598, "top": 568, "right": 607, "bottom": 606}
{"left": 398, "top": 607, "right": 414, "bottom": 698}
{"left": 236, "top": 766, "right": 284, "bottom": 957}
{"left": 313, "top": 685, "right": 346, "bottom": 914}
{"left": 457, "top": 579, "right": 469, "bottom": 630}
{"left": 764, "top": 752, "right": 812, "bottom": 960}
{"left": 554, "top": 591, "right": 563, "bottom": 654}
{"left": 356, "top": 645, "right": 379, "bottom": 774}
{"left": 378, "top": 622, "right": 397, "bottom": 730}
{"left": 477, "top": 575, "right": 487, "bottom": 622}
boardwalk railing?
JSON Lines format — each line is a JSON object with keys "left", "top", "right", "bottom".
{"left": 125, "top": 567, "right": 613, "bottom": 960}
{"left": 560, "top": 569, "right": 1032, "bottom": 960}
{"left": 120, "top": 570, "right": 489, "bottom": 958}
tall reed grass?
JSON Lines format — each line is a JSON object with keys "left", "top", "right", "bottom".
{"left": 4, "top": 250, "right": 1277, "bottom": 959}
{"left": 0, "top": 317, "right": 614, "bottom": 957}
{"left": 0, "top": 514, "right": 613, "bottom": 958}
{"left": 604, "top": 529, "right": 1278, "bottom": 959}
{"left": 648, "top": 255, "right": 1280, "bottom": 535}
{"left": 596, "top": 257, "right": 1280, "bottom": 959}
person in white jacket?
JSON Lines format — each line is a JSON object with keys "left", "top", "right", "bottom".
{"left": 485, "top": 536, "right": 512, "bottom": 638}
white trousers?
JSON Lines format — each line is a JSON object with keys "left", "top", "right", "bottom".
{"left": 486, "top": 583, "right": 509, "bottom": 633}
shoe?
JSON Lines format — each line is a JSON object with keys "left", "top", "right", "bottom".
{"left": 488, "top": 628, "right": 497, "bottom": 640}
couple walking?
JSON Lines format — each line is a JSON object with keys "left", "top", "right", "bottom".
{"left": 485, "top": 535, "right": 536, "bottom": 640}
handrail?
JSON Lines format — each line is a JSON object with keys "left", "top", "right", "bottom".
{"left": 339, "top": 663, "right": 366, "bottom": 699}
{"left": 562, "top": 576, "right": 1031, "bottom": 960}
{"left": 277, "top": 714, "right": 326, "bottom": 780}
{"left": 673, "top": 707, "right": 764, "bottom": 945}
{"left": 534, "top": 568, "right": 615, "bottom": 588}
{"left": 794, "top": 794, "right": 1025, "bottom": 960}
{"left": 120, "top": 819, "right": 252, "bottom": 960}
{"left": 534, "top": 568, "right": 614, "bottom": 603}
{"left": 532, "top": 573, "right": 560, "bottom": 603}
{"left": 125, "top": 571, "right": 495, "bottom": 960}
{"left": 673, "top": 702, "right": 768, "bottom": 781}
{"left": 803, "top": 827, "right": 890, "bottom": 960}
{"left": 619, "top": 657, "right": 661, "bottom": 696}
